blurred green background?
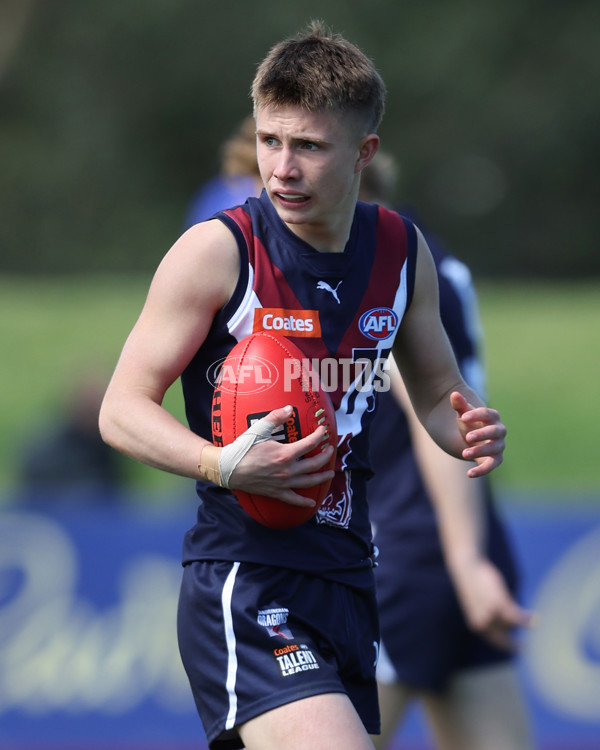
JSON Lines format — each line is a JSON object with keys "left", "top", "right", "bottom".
{"left": 1, "top": 0, "right": 599, "bottom": 502}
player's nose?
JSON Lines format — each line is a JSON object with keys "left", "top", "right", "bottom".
{"left": 273, "top": 147, "right": 300, "bottom": 181}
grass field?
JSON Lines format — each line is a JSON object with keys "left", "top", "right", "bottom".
{"left": 1, "top": 276, "right": 598, "bottom": 503}
{"left": 476, "top": 281, "right": 600, "bottom": 496}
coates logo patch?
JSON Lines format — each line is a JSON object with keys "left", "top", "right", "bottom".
{"left": 274, "top": 643, "right": 320, "bottom": 677}
{"left": 253, "top": 308, "right": 321, "bottom": 338}
{"left": 257, "top": 607, "right": 294, "bottom": 639}
{"left": 359, "top": 307, "right": 399, "bottom": 340}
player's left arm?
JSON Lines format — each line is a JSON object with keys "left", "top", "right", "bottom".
{"left": 392, "top": 228, "right": 506, "bottom": 477}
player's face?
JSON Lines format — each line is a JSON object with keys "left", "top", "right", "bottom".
{"left": 255, "top": 104, "right": 378, "bottom": 251}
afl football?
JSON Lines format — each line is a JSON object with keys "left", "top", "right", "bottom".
{"left": 211, "top": 332, "right": 337, "bottom": 529}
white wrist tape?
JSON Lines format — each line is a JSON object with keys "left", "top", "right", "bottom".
{"left": 218, "top": 417, "right": 277, "bottom": 488}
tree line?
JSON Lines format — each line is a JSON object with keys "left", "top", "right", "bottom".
{"left": 1, "top": 0, "right": 598, "bottom": 278}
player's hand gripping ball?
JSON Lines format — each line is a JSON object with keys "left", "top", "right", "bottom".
{"left": 211, "top": 332, "right": 337, "bottom": 529}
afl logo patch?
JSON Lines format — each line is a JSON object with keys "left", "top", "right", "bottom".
{"left": 207, "top": 354, "right": 278, "bottom": 394}
{"left": 359, "top": 307, "right": 399, "bottom": 340}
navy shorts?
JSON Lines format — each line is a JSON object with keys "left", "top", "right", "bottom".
{"left": 376, "top": 566, "right": 515, "bottom": 693}
{"left": 374, "top": 492, "right": 520, "bottom": 693}
{"left": 177, "top": 560, "right": 380, "bottom": 749}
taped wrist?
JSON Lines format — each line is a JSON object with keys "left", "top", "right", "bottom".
{"left": 198, "top": 444, "right": 222, "bottom": 485}
{"left": 218, "top": 417, "right": 276, "bottom": 489}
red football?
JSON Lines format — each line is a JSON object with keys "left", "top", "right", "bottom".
{"left": 211, "top": 332, "right": 337, "bottom": 529}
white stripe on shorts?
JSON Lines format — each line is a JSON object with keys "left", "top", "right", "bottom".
{"left": 376, "top": 638, "right": 399, "bottom": 685}
{"left": 223, "top": 562, "right": 241, "bottom": 730}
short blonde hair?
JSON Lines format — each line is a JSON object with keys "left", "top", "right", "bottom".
{"left": 251, "top": 20, "right": 386, "bottom": 135}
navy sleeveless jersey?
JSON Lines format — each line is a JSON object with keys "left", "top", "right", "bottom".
{"left": 181, "top": 191, "right": 417, "bottom": 588}
{"left": 368, "top": 241, "right": 516, "bottom": 577}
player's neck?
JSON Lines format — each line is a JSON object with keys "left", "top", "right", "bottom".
{"left": 284, "top": 207, "right": 355, "bottom": 254}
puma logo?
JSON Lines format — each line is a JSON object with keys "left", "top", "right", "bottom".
{"left": 317, "top": 280, "right": 342, "bottom": 304}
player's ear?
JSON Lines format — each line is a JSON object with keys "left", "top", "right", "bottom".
{"left": 355, "top": 134, "right": 380, "bottom": 174}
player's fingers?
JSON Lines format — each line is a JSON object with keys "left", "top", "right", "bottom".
{"left": 261, "top": 404, "right": 296, "bottom": 429}
{"left": 460, "top": 404, "right": 502, "bottom": 422}
{"left": 285, "top": 425, "right": 334, "bottom": 460}
{"left": 466, "top": 455, "right": 503, "bottom": 477}
{"left": 292, "top": 444, "right": 335, "bottom": 476}
{"left": 275, "top": 471, "right": 337, "bottom": 504}
{"left": 467, "top": 433, "right": 501, "bottom": 457}
{"left": 504, "top": 605, "right": 538, "bottom": 630}
{"left": 464, "top": 421, "right": 507, "bottom": 445}
{"left": 450, "top": 390, "right": 471, "bottom": 416}
{"left": 260, "top": 465, "right": 334, "bottom": 506}
{"left": 267, "top": 443, "right": 334, "bottom": 486}
{"left": 483, "top": 625, "right": 519, "bottom": 653}
{"left": 274, "top": 488, "right": 319, "bottom": 507}
{"left": 285, "top": 467, "right": 335, "bottom": 491}
{"left": 483, "top": 608, "right": 537, "bottom": 651}
{"left": 464, "top": 438, "right": 505, "bottom": 461}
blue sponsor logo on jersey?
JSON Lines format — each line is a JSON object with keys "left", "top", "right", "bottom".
{"left": 359, "top": 307, "right": 399, "bottom": 340}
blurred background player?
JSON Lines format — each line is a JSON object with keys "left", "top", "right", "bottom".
{"left": 17, "top": 369, "right": 126, "bottom": 506}
{"left": 182, "top": 115, "right": 262, "bottom": 229}
{"left": 363, "top": 154, "right": 534, "bottom": 750}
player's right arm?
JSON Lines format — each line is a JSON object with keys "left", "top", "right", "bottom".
{"left": 99, "top": 220, "right": 332, "bottom": 502}
{"left": 99, "top": 219, "right": 238, "bottom": 479}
